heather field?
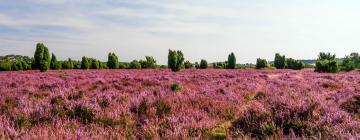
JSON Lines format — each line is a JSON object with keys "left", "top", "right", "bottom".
{"left": 1, "top": 69, "right": 360, "bottom": 139}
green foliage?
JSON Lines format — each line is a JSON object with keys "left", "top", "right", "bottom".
{"left": 81, "top": 56, "right": 90, "bottom": 69}
{"left": 200, "top": 59, "right": 208, "bottom": 69}
{"left": 286, "top": 58, "right": 304, "bottom": 70}
{"left": 168, "top": 49, "right": 185, "bottom": 72}
{"left": 340, "top": 56, "right": 355, "bottom": 72}
{"left": 129, "top": 60, "right": 141, "bottom": 69}
{"left": 155, "top": 99, "right": 172, "bottom": 117}
{"left": 141, "top": 56, "right": 157, "bottom": 69}
{"left": 195, "top": 62, "right": 200, "bottom": 69}
{"left": 33, "top": 43, "right": 51, "bottom": 72}
{"left": 0, "top": 61, "right": 12, "bottom": 71}
{"left": 184, "top": 61, "right": 193, "bottom": 69}
{"left": 256, "top": 58, "right": 267, "bottom": 69}
{"left": 66, "top": 105, "right": 95, "bottom": 124}
{"left": 50, "top": 53, "right": 61, "bottom": 70}
{"left": 171, "top": 83, "right": 181, "bottom": 92}
{"left": 107, "top": 52, "right": 119, "bottom": 69}
{"left": 61, "top": 58, "right": 74, "bottom": 69}
{"left": 227, "top": 52, "right": 236, "bottom": 69}
{"left": 213, "top": 62, "right": 227, "bottom": 69}
{"left": 274, "top": 53, "right": 286, "bottom": 69}
{"left": 90, "top": 59, "right": 100, "bottom": 69}
{"left": 315, "top": 53, "right": 338, "bottom": 73}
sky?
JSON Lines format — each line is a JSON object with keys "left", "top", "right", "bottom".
{"left": 0, "top": 0, "right": 360, "bottom": 64}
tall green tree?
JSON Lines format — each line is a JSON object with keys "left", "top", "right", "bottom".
{"left": 107, "top": 53, "right": 119, "bottom": 69}
{"left": 50, "top": 53, "right": 60, "bottom": 70}
{"left": 315, "top": 52, "right": 338, "bottom": 73}
{"left": 200, "top": 59, "right": 208, "bottom": 69}
{"left": 168, "top": 50, "right": 185, "bottom": 72}
{"left": 274, "top": 53, "right": 286, "bottom": 69}
{"left": 227, "top": 52, "right": 236, "bottom": 69}
{"left": 33, "top": 43, "right": 51, "bottom": 72}
{"left": 256, "top": 58, "right": 267, "bottom": 69}
{"left": 81, "top": 56, "right": 90, "bottom": 69}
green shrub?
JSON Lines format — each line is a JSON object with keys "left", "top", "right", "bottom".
{"left": 90, "top": 59, "right": 100, "bottom": 69}
{"left": 98, "top": 117, "right": 119, "bottom": 128}
{"left": 107, "top": 52, "right": 119, "bottom": 69}
{"left": 227, "top": 52, "right": 236, "bottom": 69}
{"left": 81, "top": 56, "right": 90, "bottom": 69}
{"left": 50, "top": 53, "right": 61, "bottom": 70}
{"left": 155, "top": 99, "right": 172, "bottom": 117}
{"left": 168, "top": 49, "right": 185, "bottom": 72}
{"left": 213, "top": 62, "right": 227, "bottom": 69}
{"left": 274, "top": 53, "right": 286, "bottom": 69}
{"left": 184, "top": 61, "right": 193, "bottom": 69}
{"left": 11, "top": 61, "right": 24, "bottom": 71}
{"left": 286, "top": 58, "right": 304, "bottom": 70}
{"left": 33, "top": 43, "right": 51, "bottom": 72}
{"left": 200, "top": 59, "right": 208, "bottom": 69}
{"left": 171, "top": 83, "right": 181, "bottom": 92}
{"left": 129, "top": 60, "right": 141, "bottom": 69}
{"left": 340, "top": 56, "right": 355, "bottom": 72}
{"left": 66, "top": 105, "right": 96, "bottom": 124}
{"left": 141, "top": 56, "right": 157, "bottom": 69}
{"left": 0, "top": 61, "right": 12, "bottom": 71}
{"left": 61, "top": 58, "right": 74, "bottom": 69}
{"left": 256, "top": 58, "right": 267, "bottom": 69}
{"left": 315, "top": 60, "right": 338, "bottom": 73}
{"left": 195, "top": 62, "right": 200, "bottom": 69}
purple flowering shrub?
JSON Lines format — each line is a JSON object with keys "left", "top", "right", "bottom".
{"left": 0, "top": 69, "right": 360, "bottom": 139}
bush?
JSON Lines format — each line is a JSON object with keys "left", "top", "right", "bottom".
{"left": 213, "top": 62, "right": 227, "bottom": 69}
{"left": 200, "top": 59, "right": 208, "bottom": 69}
{"left": 129, "top": 60, "right": 141, "bottom": 69}
{"left": 168, "top": 49, "right": 185, "bottom": 72}
{"left": 286, "top": 58, "right": 304, "bottom": 70}
{"left": 33, "top": 43, "right": 51, "bottom": 72}
{"left": 184, "top": 61, "right": 193, "bottom": 69}
{"left": 142, "top": 56, "right": 157, "bottom": 69}
{"left": 50, "top": 53, "right": 61, "bottom": 70}
{"left": 81, "top": 56, "right": 90, "bottom": 69}
{"left": 195, "top": 62, "right": 200, "bottom": 69}
{"left": 227, "top": 52, "right": 236, "bottom": 69}
{"left": 155, "top": 99, "right": 172, "bottom": 117}
{"left": 315, "top": 52, "right": 338, "bottom": 73}
{"left": 340, "top": 56, "right": 355, "bottom": 72}
{"left": 61, "top": 58, "right": 74, "bottom": 69}
{"left": 274, "top": 53, "right": 286, "bottom": 69}
{"left": 11, "top": 61, "right": 24, "bottom": 71}
{"left": 256, "top": 58, "right": 267, "bottom": 69}
{"left": 0, "top": 61, "right": 12, "bottom": 71}
{"left": 171, "top": 83, "right": 181, "bottom": 92}
{"left": 107, "top": 52, "right": 119, "bottom": 69}
{"left": 66, "top": 105, "right": 95, "bottom": 124}
{"left": 90, "top": 59, "right": 100, "bottom": 69}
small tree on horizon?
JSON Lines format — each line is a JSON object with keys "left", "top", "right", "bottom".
{"left": 50, "top": 53, "right": 60, "bottom": 70}
{"left": 33, "top": 43, "right": 51, "bottom": 72}
{"left": 256, "top": 58, "right": 267, "bottom": 69}
{"left": 168, "top": 50, "right": 185, "bottom": 72}
{"left": 107, "top": 53, "right": 119, "bottom": 69}
{"left": 200, "top": 59, "right": 208, "bottom": 69}
{"left": 227, "top": 52, "right": 236, "bottom": 69}
{"left": 274, "top": 53, "right": 286, "bottom": 69}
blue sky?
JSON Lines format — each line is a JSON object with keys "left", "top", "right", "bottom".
{"left": 0, "top": 0, "right": 360, "bottom": 64}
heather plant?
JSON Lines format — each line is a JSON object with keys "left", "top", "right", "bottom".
{"left": 227, "top": 52, "right": 236, "bottom": 69}
{"left": 168, "top": 49, "right": 185, "bottom": 72}
{"left": 50, "top": 53, "right": 61, "bottom": 70}
{"left": 200, "top": 59, "right": 208, "bottom": 69}
{"left": 155, "top": 99, "right": 172, "bottom": 117}
{"left": 256, "top": 58, "right": 267, "bottom": 69}
{"left": 129, "top": 60, "right": 141, "bottom": 69}
{"left": 274, "top": 53, "right": 285, "bottom": 69}
{"left": 66, "top": 105, "right": 96, "bottom": 124}
{"left": 33, "top": 43, "right": 51, "bottom": 72}
{"left": 81, "top": 56, "right": 90, "bottom": 69}
{"left": 107, "top": 52, "right": 119, "bottom": 69}
{"left": 285, "top": 58, "right": 304, "bottom": 70}
{"left": 184, "top": 61, "right": 193, "bottom": 69}
{"left": 171, "top": 83, "right": 181, "bottom": 92}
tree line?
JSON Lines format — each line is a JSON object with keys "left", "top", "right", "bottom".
{"left": 0, "top": 43, "right": 359, "bottom": 73}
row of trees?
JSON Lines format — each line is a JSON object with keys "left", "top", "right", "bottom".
{"left": 0, "top": 43, "right": 359, "bottom": 73}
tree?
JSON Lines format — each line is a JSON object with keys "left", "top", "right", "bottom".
{"left": 107, "top": 53, "right": 119, "bottom": 69}
{"left": 256, "top": 58, "right": 267, "bottom": 69}
{"left": 33, "top": 43, "right": 51, "bottom": 72}
{"left": 200, "top": 59, "right": 208, "bottom": 69}
{"left": 315, "top": 52, "right": 338, "bottom": 73}
{"left": 90, "top": 59, "right": 100, "bottom": 69}
{"left": 81, "top": 56, "right": 90, "bottom": 69}
{"left": 129, "top": 60, "right": 141, "bottom": 69}
{"left": 227, "top": 52, "right": 236, "bottom": 69}
{"left": 184, "top": 61, "right": 193, "bottom": 69}
{"left": 168, "top": 50, "right": 185, "bottom": 72}
{"left": 274, "top": 53, "right": 286, "bottom": 69}
{"left": 195, "top": 62, "right": 200, "bottom": 69}
{"left": 340, "top": 56, "right": 355, "bottom": 72}
{"left": 61, "top": 58, "right": 74, "bottom": 69}
{"left": 50, "top": 53, "right": 60, "bottom": 70}
{"left": 141, "top": 56, "right": 157, "bottom": 69}
{"left": 285, "top": 58, "right": 304, "bottom": 70}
